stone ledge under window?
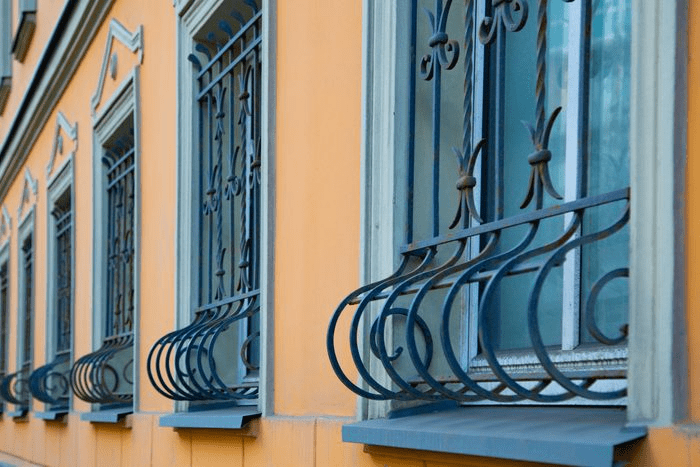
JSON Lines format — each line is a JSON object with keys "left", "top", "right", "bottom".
{"left": 34, "top": 410, "right": 68, "bottom": 421}
{"left": 80, "top": 406, "right": 132, "bottom": 424}
{"left": 342, "top": 406, "right": 646, "bottom": 467}
{"left": 159, "top": 406, "right": 261, "bottom": 430}
{"left": 6, "top": 408, "right": 27, "bottom": 420}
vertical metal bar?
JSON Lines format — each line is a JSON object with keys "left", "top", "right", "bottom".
{"left": 431, "top": 0, "right": 443, "bottom": 237}
{"left": 105, "top": 166, "right": 113, "bottom": 339}
{"left": 229, "top": 54, "right": 236, "bottom": 297}
{"left": 207, "top": 94, "right": 214, "bottom": 304}
{"left": 493, "top": 21, "right": 505, "bottom": 220}
{"left": 406, "top": 0, "right": 417, "bottom": 245}
{"left": 467, "top": 0, "right": 486, "bottom": 362}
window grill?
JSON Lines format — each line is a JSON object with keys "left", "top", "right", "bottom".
{"left": 0, "top": 262, "right": 8, "bottom": 409}
{"left": 148, "top": 0, "right": 262, "bottom": 404}
{"left": 328, "top": 0, "right": 630, "bottom": 403}
{"left": 29, "top": 191, "right": 72, "bottom": 408}
{"left": 1, "top": 235, "right": 33, "bottom": 409}
{"left": 71, "top": 129, "right": 135, "bottom": 406}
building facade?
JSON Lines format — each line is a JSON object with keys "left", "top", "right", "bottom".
{"left": 0, "top": 0, "right": 695, "bottom": 465}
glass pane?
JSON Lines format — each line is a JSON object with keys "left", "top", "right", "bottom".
{"left": 580, "top": 0, "right": 631, "bottom": 345}
{"left": 492, "top": 1, "right": 569, "bottom": 351}
{"left": 413, "top": 0, "right": 466, "bottom": 242}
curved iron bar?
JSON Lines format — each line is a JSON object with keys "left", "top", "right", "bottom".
{"left": 0, "top": 368, "right": 30, "bottom": 406}
{"left": 70, "top": 334, "right": 133, "bottom": 405}
{"left": 29, "top": 354, "right": 70, "bottom": 406}
{"left": 479, "top": 0, "right": 529, "bottom": 45}
{"left": 147, "top": 293, "right": 260, "bottom": 402}
{"left": 328, "top": 189, "right": 630, "bottom": 403}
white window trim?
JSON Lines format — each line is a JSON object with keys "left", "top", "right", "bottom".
{"left": 45, "top": 157, "right": 74, "bottom": 381}
{"left": 0, "top": 0, "right": 11, "bottom": 114}
{"left": 91, "top": 69, "right": 141, "bottom": 411}
{"left": 175, "top": 0, "right": 275, "bottom": 416}
{"left": 0, "top": 234, "right": 10, "bottom": 412}
{"left": 360, "top": 0, "right": 687, "bottom": 425}
{"left": 15, "top": 204, "right": 34, "bottom": 410}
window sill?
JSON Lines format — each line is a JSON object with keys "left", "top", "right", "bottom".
{"left": 80, "top": 407, "right": 132, "bottom": 424}
{"left": 34, "top": 410, "right": 68, "bottom": 421}
{"left": 342, "top": 406, "right": 646, "bottom": 467}
{"left": 159, "top": 406, "right": 261, "bottom": 430}
{"left": 6, "top": 409, "right": 27, "bottom": 420}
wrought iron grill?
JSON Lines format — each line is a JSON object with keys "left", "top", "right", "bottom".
{"left": 328, "top": 0, "right": 630, "bottom": 403}
{"left": 0, "top": 262, "right": 8, "bottom": 409}
{"left": 29, "top": 192, "right": 72, "bottom": 408}
{"left": 148, "top": 0, "right": 262, "bottom": 403}
{"left": 1, "top": 236, "right": 33, "bottom": 409}
{"left": 71, "top": 130, "right": 135, "bottom": 405}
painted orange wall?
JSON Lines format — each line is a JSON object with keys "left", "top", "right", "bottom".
{"left": 0, "top": 0, "right": 697, "bottom": 466}
{"left": 687, "top": 0, "right": 700, "bottom": 423}
{"left": 274, "top": 0, "right": 362, "bottom": 417}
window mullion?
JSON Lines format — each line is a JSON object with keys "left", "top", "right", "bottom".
{"left": 561, "top": 0, "right": 590, "bottom": 351}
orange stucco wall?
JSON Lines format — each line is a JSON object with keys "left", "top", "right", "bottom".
{"left": 0, "top": 0, "right": 694, "bottom": 466}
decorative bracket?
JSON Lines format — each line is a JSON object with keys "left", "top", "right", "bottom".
{"left": 17, "top": 168, "right": 38, "bottom": 219}
{"left": 46, "top": 111, "right": 78, "bottom": 178}
{"left": 90, "top": 19, "right": 144, "bottom": 116}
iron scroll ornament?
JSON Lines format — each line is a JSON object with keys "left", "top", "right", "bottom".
{"left": 0, "top": 368, "right": 30, "bottom": 407}
{"left": 29, "top": 354, "right": 70, "bottom": 407}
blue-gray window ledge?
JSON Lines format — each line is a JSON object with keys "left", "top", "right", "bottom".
{"left": 6, "top": 408, "right": 27, "bottom": 420}
{"left": 159, "top": 406, "right": 261, "bottom": 430}
{"left": 34, "top": 409, "right": 68, "bottom": 421}
{"left": 342, "top": 405, "right": 646, "bottom": 467}
{"left": 80, "top": 406, "right": 132, "bottom": 424}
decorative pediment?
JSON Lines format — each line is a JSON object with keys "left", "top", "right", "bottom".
{"left": 90, "top": 19, "right": 144, "bottom": 116}
{"left": 46, "top": 111, "right": 78, "bottom": 178}
{"left": 0, "top": 206, "right": 11, "bottom": 239}
{"left": 17, "top": 168, "right": 38, "bottom": 219}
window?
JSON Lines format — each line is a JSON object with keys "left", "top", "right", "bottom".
{"left": 1, "top": 212, "right": 35, "bottom": 417}
{"left": 148, "top": 0, "right": 267, "bottom": 424}
{"left": 328, "top": 0, "right": 686, "bottom": 463}
{"left": 29, "top": 171, "right": 73, "bottom": 415}
{"left": 71, "top": 107, "right": 137, "bottom": 418}
{"left": 330, "top": 0, "right": 630, "bottom": 408}
{"left": 12, "top": 0, "right": 36, "bottom": 63}
{"left": 0, "top": 251, "right": 9, "bottom": 413}
{"left": 0, "top": 0, "right": 11, "bottom": 113}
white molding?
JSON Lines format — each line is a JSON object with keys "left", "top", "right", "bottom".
{"left": 45, "top": 158, "right": 73, "bottom": 358}
{"left": 91, "top": 68, "right": 141, "bottom": 411}
{"left": 17, "top": 167, "right": 38, "bottom": 221}
{"left": 89, "top": 19, "right": 144, "bottom": 117}
{"left": 15, "top": 206, "right": 34, "bottom": 412}
{"left": 259, "top": 0, "right": 275, "bottom": 418}
{"left": 627, "top": 0, "right": 687, "bottom": 426}
{"left": 0, "top": 0, "right": 115, "bottom": 204}
{"left": 46, "top": 111, "right": 78, "bottom": 180}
